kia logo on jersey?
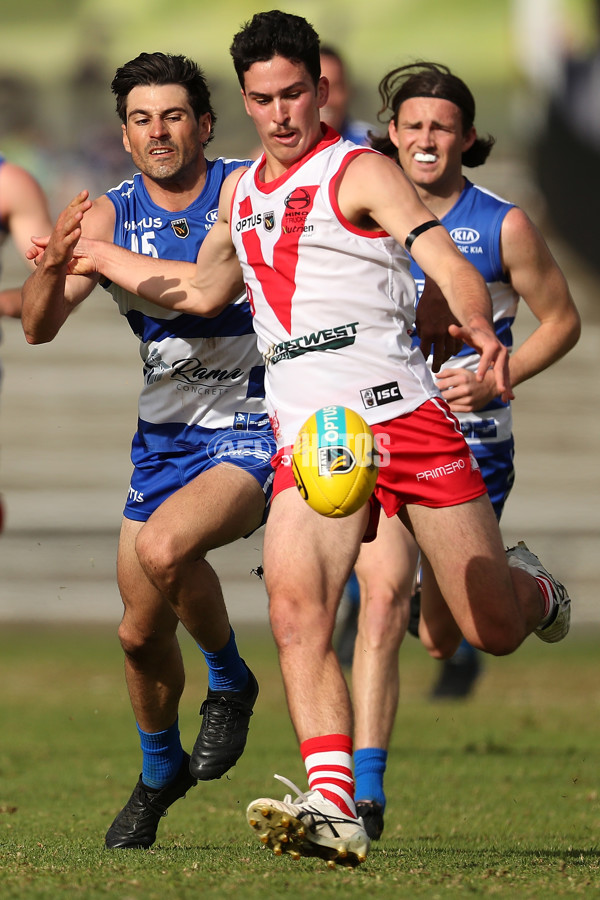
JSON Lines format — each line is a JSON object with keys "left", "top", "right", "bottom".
{"left": 450, "top": 227, "right": 480, "bottom": 245}
{"left": 284, "top": 188, "right": 313, "bottom": 210}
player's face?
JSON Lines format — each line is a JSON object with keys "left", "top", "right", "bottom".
{"left": 122, "top": 83, "right": 211, "bottom": 183}
{"left": 389, "top": 96, "right": 475, "bottom": 193}
{"left": 241, "top": 55, "right": 327, "bottom": 176}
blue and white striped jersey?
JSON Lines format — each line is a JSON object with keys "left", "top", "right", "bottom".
{"left": 104, "top": 158, "right": 269, "bottom": 451}
{"left": 412, "top": 179, "right": 517, "bottom": 448}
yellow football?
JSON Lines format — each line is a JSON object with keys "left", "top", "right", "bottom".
{"left": 292, "top": 405, "right": 379, "bottom": 518}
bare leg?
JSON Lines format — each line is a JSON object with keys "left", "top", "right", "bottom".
{"left": 133, "top": 463, "right": 266, "bottom": 780}
{"left": 107, "top": 464, "right": 268, "bottom": 848}
{"left": 135, "top": 463, "right": 265, "bottom": 652}
{"left": 352, "top": 514, "right": 418, "bottom": 752}
{"left": 263, "top": 487, "right": 368, "bottom": 742}
{"left": 405, "top": 494, "right": 545, "bottom": 655}
{"left": 417, "top": 551, "right": 463, "bottom": 659}
{"left": 117, "top": 517, "right": 184, "bottom": 733}
{"left": 249, "top": 493, "right": 401, "bottom": 862}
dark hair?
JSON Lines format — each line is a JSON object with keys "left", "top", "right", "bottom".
{"left": 111, "top": 51, "right": 217, "bottom": 144}
{"left": 230, "top": 10, "right": 321, "bottom": 89}
{"left": 370, "top": 62, "right": 494, "bottom": 167}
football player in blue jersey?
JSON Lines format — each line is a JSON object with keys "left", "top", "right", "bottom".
{"left": 348, "top": 62, "right": 580, "bottom": 840}
{"left": 22, "top": 52, "right": 275, "bottom": 849}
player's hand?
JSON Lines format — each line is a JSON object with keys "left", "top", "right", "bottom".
{"left": 25, "top": 238, "right": 47, "bottom": 266}
{"left": 67, "top": 237, "right": 100, "bottom": 276}
{"left": 415, "top": 277, "right": 463, "bottom": 371}
{"left": 448, "top": 321, "right": 513, "bottom": 402}
{"left": 27, "top": 190, "right": 93, "bottom": 272}
{"left": 435, "top": 366, "right": 499, "bottom": 412}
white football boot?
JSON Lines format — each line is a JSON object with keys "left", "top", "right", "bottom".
{"left": 506, "top": 541, "right": 571, "bottom": 642}
{"left": 246, "top": 774, "right": 370, "bottom": 867}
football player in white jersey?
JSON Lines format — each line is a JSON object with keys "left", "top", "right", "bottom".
{"left": 347, "top": 61, "right": 580, "bottom": 840}
{"left": 22, "top": 52, "right": 275, "bottom": 850}
{"left": 31, "top": 12, "right": 573, "bottom": 868}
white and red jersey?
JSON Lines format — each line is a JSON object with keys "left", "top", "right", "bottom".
{"left": 230, "top": 126, "right": 438, "bottom": 448}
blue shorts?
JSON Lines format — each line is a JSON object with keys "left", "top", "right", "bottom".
{"left": 470, "top": 437, "right": 515, "bottom": 520}
{"left": 124, "top": 426, "right": 276, "bottom": 523}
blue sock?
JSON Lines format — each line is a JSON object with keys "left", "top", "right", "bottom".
{"left": 199, "top": 628, "right": 249, "bottom": 692}
{"left": 354, "top": 747, "right": 387, "bottom": 807}
{"left": 346, "top": 571, "right": 360, "bottom": 607}
{"left": 452, "top": 637, "right": 478, "bottom": 662}
{"left": 137, "top": 718, "right": 184, "bottom": 789}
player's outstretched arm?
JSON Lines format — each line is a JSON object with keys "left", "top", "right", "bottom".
{"left": 340, "top": 152, "right": 513, "bottom": 400}
{"left": 67, "top": 171, "right": 245, "bottom": 318}
{"left": 499, "top": 206, "right": 580, "bottom": 388}
{"left": 80, "top": 217, "right": 243, "bottom": 318}
{"left": 22, "top": 191, "right": 108, "bottom": 344}
{"left": 433, "top": 209, "right": 581, "bottom": 413}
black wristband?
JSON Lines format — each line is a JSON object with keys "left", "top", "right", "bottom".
{"left": 404, "top": 219, "right": 442, "bottom": 253}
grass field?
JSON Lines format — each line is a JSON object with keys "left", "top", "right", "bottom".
{"left": 1, "top": 623, "right": 599, "bottom": 898}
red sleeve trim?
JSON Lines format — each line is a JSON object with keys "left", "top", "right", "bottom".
{"left": 328, "top": 148, "right": 389, "bottom": 238}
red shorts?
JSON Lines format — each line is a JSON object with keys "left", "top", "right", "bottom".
{"left": 272, "top": 399, "right": 487, "bottom": 532}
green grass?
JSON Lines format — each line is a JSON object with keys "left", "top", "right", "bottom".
{"left": 1, "top": 624, "right": 599, "bottom": 898}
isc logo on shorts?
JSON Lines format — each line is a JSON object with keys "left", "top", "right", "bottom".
{"left": 361, "top": 381, "right": 402, "bottom": 409}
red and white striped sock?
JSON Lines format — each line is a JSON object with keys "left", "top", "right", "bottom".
{"left": 300, "top": 733, "right": 356, "bottom": 817}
